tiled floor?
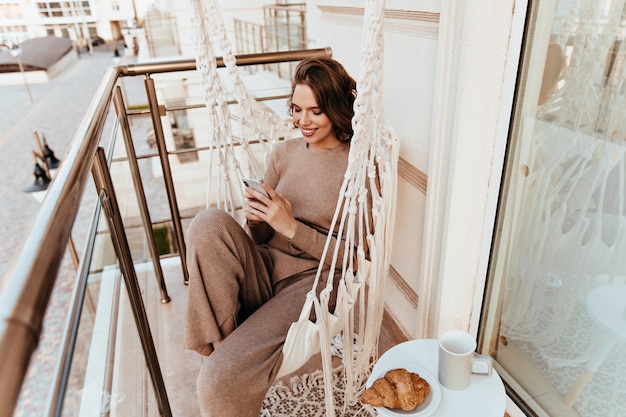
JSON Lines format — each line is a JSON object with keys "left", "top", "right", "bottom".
{"left": 497, "top": 341, "right": 583, "bottom": 417}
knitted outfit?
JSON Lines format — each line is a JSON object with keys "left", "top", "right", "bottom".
{"left": 184, "top": 138, "right": 350, "bottom": 417}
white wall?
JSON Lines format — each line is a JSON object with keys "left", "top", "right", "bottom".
{"left": 306, "top": 0, "right": 526, "bottom": 340}
{"left": 308, "top": 0, "right": 442, "bottom": 338}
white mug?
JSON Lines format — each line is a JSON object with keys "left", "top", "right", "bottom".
{"left": 438, "top": 329, "right": 493, "bottom": 390}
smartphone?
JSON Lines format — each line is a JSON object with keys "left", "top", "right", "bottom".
{"left": 242, "top": 178, "right": 270, "bottom": 198}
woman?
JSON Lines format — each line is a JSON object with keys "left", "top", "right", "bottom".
{"left": 184, "top": 57, "right": 357, "bottom": 417}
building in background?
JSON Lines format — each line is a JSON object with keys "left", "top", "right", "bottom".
{"left": 0, "top": 1, "right": 303, "bottom": 63}
{"left": 0, "top": 0, "right": 138, "bottom": 51}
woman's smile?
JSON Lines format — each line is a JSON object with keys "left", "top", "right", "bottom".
{"left": 291, "top": 84, "right": 340, "bottom": 150}
{"left": 300, "top": 127, "right": 317, "bottom": 137}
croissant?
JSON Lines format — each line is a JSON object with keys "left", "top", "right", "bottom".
{"left": 360, "top": 368, "right": 431, "bottom": 411}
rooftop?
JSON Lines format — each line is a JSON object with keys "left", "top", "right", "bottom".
{"left": 0, "top": 36, "right": 73, "bottom": 73}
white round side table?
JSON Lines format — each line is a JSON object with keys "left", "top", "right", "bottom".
{"left": 371, "top": 339, "right": 506, "bottom": 416}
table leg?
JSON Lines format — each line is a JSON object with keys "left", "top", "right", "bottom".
{"left": 563, "top": 335, "right": 616, "bottom": 408}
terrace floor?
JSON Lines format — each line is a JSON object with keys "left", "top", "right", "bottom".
{"left": 106, "top": 257, "right": 409, "bottom": 416}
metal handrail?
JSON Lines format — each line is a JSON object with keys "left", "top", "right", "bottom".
{"left": 120, "top": 47, "right": 330, "bottom": 76}
{"left": 0, "top": 47, "right": 332, "bottom": 417}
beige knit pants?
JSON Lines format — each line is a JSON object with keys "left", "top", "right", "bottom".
{"left": 184, "top": 209, "right": 336, "bottom": 417}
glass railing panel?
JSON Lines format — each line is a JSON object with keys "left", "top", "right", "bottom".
{"left": 62, "top": 255, "right": 170, "bottom": 417}
{"left": 9, "top": 98, "right": 118, "bottom": 416}
{"left": 61, "top": 263, "right": 126, "bottom": 417}
{"left": 33, "top": 108, "right": 168, "bottom": 417}
{"left": 131, "top": 257, "right": 201, "bottom": 417}
{"left": 62, "top": 107, "right": 184, "bottom": 416}
{"left": 101, "top": 264, "right": 159, "bottom": 417}
{"left": 55, "top": 116, "right": 126, "bottom": 417}
{"left": 126, "top": 111, "right": 174, "bottom": 229}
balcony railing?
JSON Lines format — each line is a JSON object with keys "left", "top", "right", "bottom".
{"left": 0, "top": 47, "right": 332, "bottom": 417}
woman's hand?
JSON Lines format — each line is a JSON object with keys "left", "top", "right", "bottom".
{"left": 243, "top": 187, "right": 265, "bottom": 226}
{"left": 244, "top": 184, "right": 297, "bottom": 239}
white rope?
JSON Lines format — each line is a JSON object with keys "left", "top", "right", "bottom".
{"left": 307, "top": 0, "right": 399, "bottom": 413}
{"left": 188, "top": 0, "right": 293, "bottom": 214}
{"left": 188, "top": 0, "right": 399, "bottom": 414}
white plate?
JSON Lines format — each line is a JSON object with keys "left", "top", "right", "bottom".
{"left": 365, "top": 364, "right": 442, "bottom": 417}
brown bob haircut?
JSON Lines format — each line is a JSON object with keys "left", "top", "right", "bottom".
{"left": 289, "top": 57, "right": 357, "bottom": 142}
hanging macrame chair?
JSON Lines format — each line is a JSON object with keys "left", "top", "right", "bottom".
{"left": 187, "top": 0, "right": 399, "bottom": 414}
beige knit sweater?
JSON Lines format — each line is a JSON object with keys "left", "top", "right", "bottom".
{"left": 248, "top": 138, "right": 350, "bottom": 284}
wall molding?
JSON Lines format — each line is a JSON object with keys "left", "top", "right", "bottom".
{"left": 317, "top": 6, "right": 439, "bottom": 22}
{"left": 389, "top": 265, "right": 419, "bottom": 309}
{"left": 398, "top": 157, "right": 427, "bottom": 195}
{"left": 317, "top": 6, "right": 440, "bottom": 37}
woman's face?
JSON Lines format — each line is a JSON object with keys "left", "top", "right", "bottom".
{"left": 291, "top": 83, "right": 339, "bottom": 151}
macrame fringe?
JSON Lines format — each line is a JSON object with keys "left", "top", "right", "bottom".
{"left": 261, "top": 366, "right": 376, "bottom": 417}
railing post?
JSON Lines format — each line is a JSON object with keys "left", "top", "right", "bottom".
{"left": 144, "top": 75, "right": 190, "bottom": 283}
{"left": 273, "top": 7, "right": 279, "bottom": 50}
{"left": 91, "top": 147, "right": 172, "bottom": 417}
{"left": 112, "top": 86, "right": 171, "bottom": 303}
{"left": 234, "top": 20, "right": 241, "bottom": 53}
{"left": 299, "top": 9, "right": 306, "bottom": 50}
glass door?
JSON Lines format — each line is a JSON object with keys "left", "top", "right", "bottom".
{"left": 483, "top": 0, "right": 626, "bottom": 416}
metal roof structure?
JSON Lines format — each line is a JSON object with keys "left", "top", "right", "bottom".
{"left": 0, "top": 36, "right": 73, "bottom": 73}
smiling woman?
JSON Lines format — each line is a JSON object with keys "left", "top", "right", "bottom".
{"left": 184, "top": 57, "right": 359, "bottom": 417}
{"left": 183, "top": 0, "right": 401, "bottom": 415}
